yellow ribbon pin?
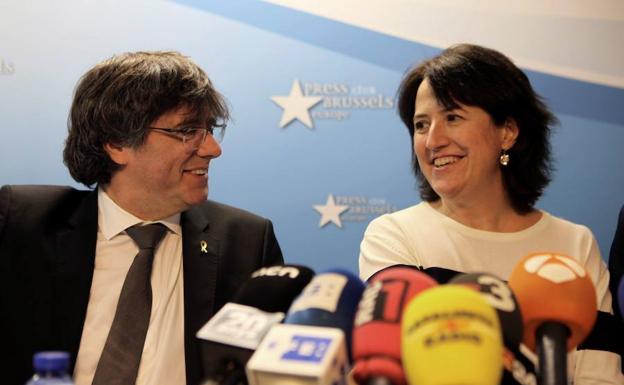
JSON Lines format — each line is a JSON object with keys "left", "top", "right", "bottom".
{"left": 200, "top": 240, "right": 208, "bottom": 253}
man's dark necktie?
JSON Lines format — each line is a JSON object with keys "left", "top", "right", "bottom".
{"left": 92, "top": 223, "right": 167, "bottom": 385}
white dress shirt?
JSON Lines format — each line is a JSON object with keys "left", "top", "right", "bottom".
{"left": 73, "top": 188, "right": 186, "bottom": 385}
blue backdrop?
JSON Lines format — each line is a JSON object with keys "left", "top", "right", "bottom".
{"left": 1, "top": 0, "right": 623, "bottom": 273}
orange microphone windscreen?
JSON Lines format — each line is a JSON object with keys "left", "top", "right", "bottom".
{"left": 508, "top": 252, "right": 597, "bottom": 351}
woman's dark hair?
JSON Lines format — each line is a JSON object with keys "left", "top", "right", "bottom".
{"left": 397, "top": 44, "right": 557, "bottom": 213}
{"left": 63, "top": 51, "right": 229, "bottom": 187}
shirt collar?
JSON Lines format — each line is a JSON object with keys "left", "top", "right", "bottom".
{"left": 97, "top": 187, "right": 181, "bottom": 240}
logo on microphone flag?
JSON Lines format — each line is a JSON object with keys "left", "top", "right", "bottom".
{"left": 196, "top": 303, "right": 284, "bottom": 350}
{"left": 281, "top": 335, "right": 332, "bottom": 363}
{"left": 522, "top": 253, "right": 586, "bottom": 283}
{"left": 246, "top": 324, "right": 349, "bottom": 385}
{"left": 289, "top": 273, "right": 348, "bottom": 313}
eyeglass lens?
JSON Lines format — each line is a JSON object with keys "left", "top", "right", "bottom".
{"left": 185, "top": 127, "right": 224, "bottom": 149}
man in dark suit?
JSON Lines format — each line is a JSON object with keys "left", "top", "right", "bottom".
{"left": 610, "top": 205, "right": 624, "bottom": 321}
{"left": 609, "top": 205, "right": 624, "bottom": 373}
{"left": 0, "top": 51, "right": 283, "bottom": 385}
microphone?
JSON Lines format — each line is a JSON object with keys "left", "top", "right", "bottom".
{"left": 246, "top": 269, "right": 366, "bottom": 385}
{"left": 401, "top": 285, "right": 504, "bottom": 385}
{"left": 284, "top": 268, "right": 366, "bottom": 360}
{"left": 236, "top": 265, "right": 316, "bottom": 312}
{"left": 449, "top": 273, "right": 523, "bottom": 346}
{"left": 508, "top": 253, "right": 597, "bottom": 385}
{"left": 352, "top": 265, "right": 437, "bottom": 385}
{"left": 449, "top": 273, "right": 537, "bottom": 385}
{"left": 197, "top": 264, "right": 315, "bottom": 385}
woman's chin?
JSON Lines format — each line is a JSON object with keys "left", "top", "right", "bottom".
{"left": 430, "top": 183, "right": 462, "bottom": 201}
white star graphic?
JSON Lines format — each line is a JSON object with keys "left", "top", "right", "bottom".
{"left": 271, "top": 80, "right": 323, "bottom": 129}
{"left": 313, "top": 194, "right": 350, "bottom": 228}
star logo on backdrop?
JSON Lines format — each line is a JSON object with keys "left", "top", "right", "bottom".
{"left": 313, "top": 194, "right": 350, "bottom": 228}
{"left": 271, "top": 80, "right": 323, "bottom": 129}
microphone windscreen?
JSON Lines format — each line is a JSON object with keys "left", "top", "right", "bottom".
{"left": 285, "top": 269, "right": 365, "bottom": 361}
{"left": 450, "top": 272, "right": 523, "bottom": 347}
{"left": 508, "top": 253, "right": 597, "bottom": 351}
{"left": 234, "top": 264, "right": 315, "bottom": 313}
{"left": 352, "top": 265, "right": 437, "bottom": 385}
{"left": 401, "top": 285, "right": 503, "bottom": 385}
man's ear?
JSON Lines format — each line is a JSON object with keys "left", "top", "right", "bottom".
{"left": 104, "top": 143, "right": 131, "bottom": 165}
{"left": 501, "top": 118, "right": 519, "bottom": 150}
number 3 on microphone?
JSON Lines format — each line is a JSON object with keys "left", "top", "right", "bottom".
{"left": 476, "top": 275, "right": 516, "bottom": 313}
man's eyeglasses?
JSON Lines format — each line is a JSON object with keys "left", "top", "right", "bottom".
{"left": 148, "top": 125, "right": 226, "bottom": 151}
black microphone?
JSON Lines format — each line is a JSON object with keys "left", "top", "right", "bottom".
{"left": 197, "top": 264, "right": 315, "bottom": 385}
{"left": 450, "top": 272, "right": 537, "bottom": 385}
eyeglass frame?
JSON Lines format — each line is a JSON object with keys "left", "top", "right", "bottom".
{"left": 148, "top": 123, "right": 226, "bottom": 151}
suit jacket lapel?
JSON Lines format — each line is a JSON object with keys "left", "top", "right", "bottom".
{"left": 50, "top": 192, "right": 220, "bottom": 384}
{"left": 181, "top": 207, "right": 219, "bottom": 385}
{"left": 53, "top": 189, "right": 98, "bottom": 369}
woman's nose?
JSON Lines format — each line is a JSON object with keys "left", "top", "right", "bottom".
{"left": 425, "top": 120, "right": 450, "bottom": 150}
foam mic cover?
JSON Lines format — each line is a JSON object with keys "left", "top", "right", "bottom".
{"left": 507, "top": 253, "right": 597, "bottom": 351}
{"left": 285, "top": 268, "right": 366, "bottom": 362}
{"left": 508, "top": 253, "right": 597, "bottom": 385}
{"left": 401, "top": 285, "right": 503, "bottom": 385}
{"left": 235, "top": 265, "right": 316, "bottom": 312}
{"left": 619, "top": 277, "right": 624, "bottom": 320}
{"left": 352, "top": 265, "right": 437, "bottom": 385}
{"left": 197, "top": 264, "right": 315, "bottom": 384}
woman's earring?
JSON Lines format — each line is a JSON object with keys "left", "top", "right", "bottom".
{"left": 499, "top": 150, "right": 510, "bottom": 166}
